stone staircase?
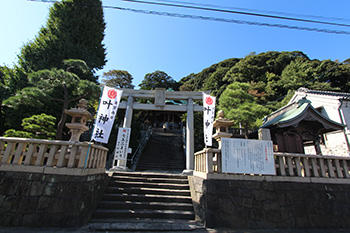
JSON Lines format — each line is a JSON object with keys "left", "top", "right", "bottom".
{"left": 136, "top": 128, "right": 185, "bottom": 171}
{"left": 88, "top": 171, "right": 204, "bottom": 232}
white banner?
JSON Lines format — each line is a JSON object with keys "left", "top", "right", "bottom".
{"left": 221, "top": 138, "right": 276, "bottom": 175}
{"left": 203, "top": 93, "right": 216, "bottom": 146}
{"left": 91, "top": 87, "right": 122, "bottom": 143}
{"left": 113, "top": 127, "right": 131, "bottom": 161}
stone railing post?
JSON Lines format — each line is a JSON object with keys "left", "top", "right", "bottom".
{"left": 258, "top": 128, "right": 271, "bottom": 140}
{"left": 205, "top": 149, "right": 213, "bottom": 173}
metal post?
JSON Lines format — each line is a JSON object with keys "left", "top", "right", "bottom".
{"left": 184, "top": 98, "right": 194, "bottom": 174}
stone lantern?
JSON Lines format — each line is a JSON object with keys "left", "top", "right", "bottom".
{"left": 212, "top": 110, "right": 234, "bottom": 149}
{"left": 65, "top": 99, "right": 92, "bottom": 142}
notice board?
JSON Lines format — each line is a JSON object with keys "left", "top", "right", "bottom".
{"left": 221, "top": 138, "right": 276, "bottom": 175}
{"left": 113, "top": 127, "right": 131, "bottom": 161}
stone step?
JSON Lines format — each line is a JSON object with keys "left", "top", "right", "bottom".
{"left": 137, "top": 159, "right": 185, "bottom": 162}
{"left": 102, "top": 193, "right": 193, "bottom": 203}
{"left": 106, "top": 186, "right": 191, "bottom": 196}
{"left": 112, "top": 171, "right": 187, "bottom": 180}
{"left": 110, "top": 180, "right": 190, "bottom": 190}
{"left": 88, "top": 219, "right": 204, "bottom": 231}
{"left": 98, "top": 200, "right": 194, "bottom": 211}
{"left": 136, "top": 167, "right": 184, "bottom": 171}
{"left": 92, "top": 209, "right": 195, "bottom": 220}
{"left": 136, "top": 163, "right": 184, "bottom": 167}
{"left": 111, "top": 176, "right": 188, "bottom": 184}
{"left": 136, "top": 163, "right": 185, "bottom": 167}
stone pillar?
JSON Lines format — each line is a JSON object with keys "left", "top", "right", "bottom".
{"left": 123, "top": 95, "right": 134, "bottom": 128}
{"left": 258, "top": 128, "right": 271, "bottom": 140}
{"left": 116, "top": 95, "right": 134, "bottom": 169}
{"left": 184, "top": 98, "right": 194, "bottom": 174}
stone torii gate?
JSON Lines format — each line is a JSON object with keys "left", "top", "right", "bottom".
{"left": 116, "top": 88, "right": 203, "bottom": 173}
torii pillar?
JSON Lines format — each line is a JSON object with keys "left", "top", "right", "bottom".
{"left": 183, "top": 98, "right": 194, "bottom": 174}
{"left": 116, "top": 95, "right": 134, "bottom": 169}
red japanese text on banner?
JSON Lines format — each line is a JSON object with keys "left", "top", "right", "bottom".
{"left": 203, "top": 93, "right": 216, "bottom": 146}
{"left": 91, "top": 87, "right": 123, "bottom": 143}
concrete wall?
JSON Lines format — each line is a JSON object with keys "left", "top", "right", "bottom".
{"left": 0, "top": 170, "right": 109, "bottom": 227}
{"left": 189, "top": 174, "right": 350, "bottom": 229}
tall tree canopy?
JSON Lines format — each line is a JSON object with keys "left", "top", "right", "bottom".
{"left": 179, "top": 51, "right": 350, "bottom": 131}
{"left": 18, "top": 0, "right": 106, "bottom": 73}
{"left": 219, "top": 82, "right": 270, "bottom": 133}
{"left": 139, "top": 70, "right": 179, "bottom": 90}
{"left": 102, "top": 70, "right": 134, "bottom": 89}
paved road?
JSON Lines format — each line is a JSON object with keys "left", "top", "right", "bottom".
{"left": 0, "top": 227, "right": 350, "bottom": 233}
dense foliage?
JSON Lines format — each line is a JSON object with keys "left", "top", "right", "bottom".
{"left": 18, "top": 0, "right": 106, "bottom": 75}
{"left": 140, "top": 70, "right": 179, "bottom": 90}
{"left": 4, "top": 66, "right": 99, "bottom": 139}
{"left": 180, "top": 51, "right": 350, "bottom": 132}
{"left": 102, "top": 70, "right": 134, "bottom": 89}
{"left": 0, "top": 0, "right": 105, "bottom": 139}
{"left": 4, "top": 114, "right": 56, "bottom": 139}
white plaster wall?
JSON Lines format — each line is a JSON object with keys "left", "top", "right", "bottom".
{"left": 304, "top": 131, "right": 348, "bottom": 156}
{"left": 304, "top": 95, "right": 342, "bottom": 123}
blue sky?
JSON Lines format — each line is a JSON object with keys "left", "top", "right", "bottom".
{"left": 1, "top": 0, "right": 350, "bottom": 87}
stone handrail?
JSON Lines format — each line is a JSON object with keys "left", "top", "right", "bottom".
{"left": 0, "top": 137, "right": 108, "bottom": 172}
{"left": 194, "top": 149, "right": 350, "bottom": 178}
{"left": 194, "top": 148, "right": 221, "bottom": 173}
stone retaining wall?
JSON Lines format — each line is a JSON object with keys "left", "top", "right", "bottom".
{"left": 0, "top": 170, "right": 109, "bottom": 227}
{"left": 189, "top": 174, "right": 350, "bottom": 229}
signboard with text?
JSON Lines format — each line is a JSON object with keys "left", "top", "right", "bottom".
{"left": 113, "top": 127, "right": 131, "bottom": 161}
{"left": 221, "top": 138, "right": 276, "bottom": 175}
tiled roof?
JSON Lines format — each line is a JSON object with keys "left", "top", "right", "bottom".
{"left": 261, "top": 98, "right": 344, "bottom": 130}
{"left": 296, "top": 87, "right": 350, "bottom": 98}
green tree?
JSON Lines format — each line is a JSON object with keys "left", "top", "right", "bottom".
{"left": 280, "top": 58, "right": 347, "bottom": 92}
{"left": 29, "top": 68, "right": 99, "bottom": 139}
{"left": 18, "top": 0, "right": 106, "bottom": 72}
{"left": 2, "top": 87, "right": 48, "bottom": 132}
{"left": 223, "top": 51, "right": 308, "bottom": 102}
{"left": 63, "top": 59, "right": 96, "bottom": 82}
{"left": 179, "top": 58, "right": 240, "bottom": 95}
{"left": 4, "top": 114, "right": 56, "bottom": 139}
{"left": 102, "top": 70, "right": 134, "bottom": 89}
{"left": 0, "top": 66, "right": 28, "bottom": 134}
{"left": 139, "top": 70, "right": 179, "bottom": 90}
{"left": 219, "top": 82, "right": 270, "bottom": 135}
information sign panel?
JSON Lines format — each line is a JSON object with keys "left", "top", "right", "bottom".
{"left": 113, "top": 127, "right": 131, "bottom": 161}
{"left": 221, "top": 138, "right": 276, "bottom": 175}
